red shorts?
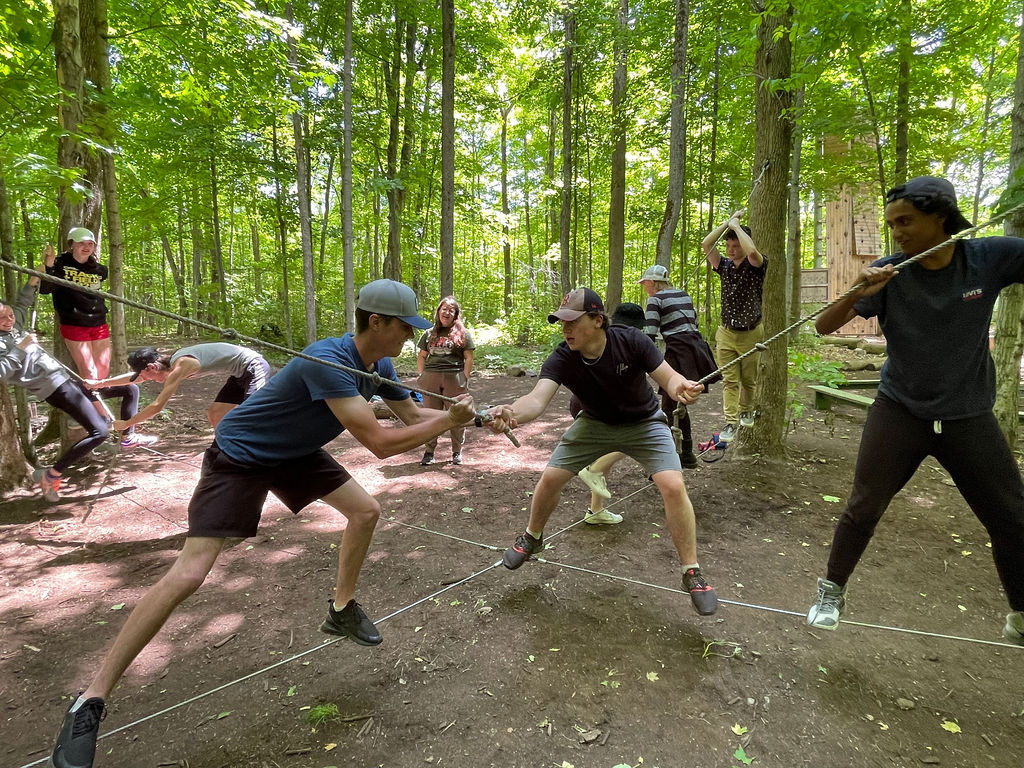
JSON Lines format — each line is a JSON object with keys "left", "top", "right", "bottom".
{"left": 60, "top": 324, "right": 110, "bottom": 342}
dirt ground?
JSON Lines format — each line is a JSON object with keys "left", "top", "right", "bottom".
{"left": 2, "top": 365, "right": 1023, "bottom": 768}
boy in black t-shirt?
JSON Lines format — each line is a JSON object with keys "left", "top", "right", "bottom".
{"left": 486, "top": 288, "right": 718, "bottom": 615}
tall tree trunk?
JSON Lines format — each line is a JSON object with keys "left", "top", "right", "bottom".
{"left": 0, "top": 162, "right": 14, "bottom": 302}
{"left": 209, "top": 157, "right": 228, "bottom": 324}
{"left": 546, "top": 108, "right": 557, "bottom": 250}
{"left": 973, "top": 49, "right": 997, "bottom": 225}
{"left": 500, "top": 105, "right": 512, "bottom": 316}
{"left": 787, "top": 84, "right": 805, "bottom": 337}
{"left": 319, "top": 151, "right": 335, "bottom": 271}
{"left": 286, "top": 3, "right": 316, "bottom": 342}
{"left": 993, "top": 0, "right": 1024, "bottom": 447}
{"left": 343, "top": 0, "right": 356, "bottom": 331}
{"left": 893, "top": 0, "right": 911, "bottom": 187}
{"left": 813, "top": 137, "right": 824, "bottom": 267}
{"left": 439, "top": 0, "right": 454, "bottom": 296}
{"left": 744, "top": 0, "right": 793, "bottom": 458}
{"left": 655, "top": 0, "right": 688, "bottom": 272}
{"left": 704, "top": 40, "right": 721, "bottom": 334}
{"left": 559, "top": 11, "right": 575, "bottom": 294}
{"left": 272, "top": 122, "right": 294, "bottom": 349}
{"left": 607, "top": 0, "right": 628, "bottom": 311}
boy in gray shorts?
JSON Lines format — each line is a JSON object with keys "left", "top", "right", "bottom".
{"left": 486, "top": 287, "right": 717, "bottom": 615}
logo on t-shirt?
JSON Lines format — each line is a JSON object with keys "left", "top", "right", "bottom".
{"left": 617, "top": 363, "right": 629, "bottom": 375}
{"left": 962, "top": 288, "right": 983, "bottom": 301}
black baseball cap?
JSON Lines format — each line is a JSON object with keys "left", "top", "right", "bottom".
{"left": 886, "top": 176, "right": 972, "bottom": 233}
{"left": 548, "top": 288, "right": 605, "bottom": 323}
{"left": 127, "top": 346, "right": 161, "bottom": 381}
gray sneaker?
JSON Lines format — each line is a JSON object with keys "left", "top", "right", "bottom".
{"left": 1005, "top": 611, "right": 1024, "bottom": 645}
{"left": 739, "top": 411, "right": 755, "bottom": 428}
{"left": 718, "top": 424, "right": 737, "bottom": 443}
{"left": 807, "top": 577, "right": 846, "bottom": 630}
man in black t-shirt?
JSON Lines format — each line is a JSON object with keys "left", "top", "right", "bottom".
{"left": 486, "top": 288, "right": 718, "bottom": 616}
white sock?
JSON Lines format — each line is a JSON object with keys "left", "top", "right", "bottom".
{"left": 683, "top": 563, "right": 700, "bottom": 572}
{"left": 526, "top": 528, "right": 542, "bottom": 540}
{"left": 70, "top": 695, "right": 88, "bottom": 712}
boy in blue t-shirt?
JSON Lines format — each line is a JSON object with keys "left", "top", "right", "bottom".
{"left": 807, "top": 176, "right": 1024, "bottom": 646}
{"left": 48, "top": 280, "right": 478, "bottom": 768}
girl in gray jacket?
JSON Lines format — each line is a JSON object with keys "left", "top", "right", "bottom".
{"left": 0, "top": 277, "right": 109, "bottom": 502}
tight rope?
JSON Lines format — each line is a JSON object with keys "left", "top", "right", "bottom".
{"left": 0, "top": 260, "right": 519, "bottom": 446}
{"left": 695, "top": 198, "right": 1024, "bottom": 387}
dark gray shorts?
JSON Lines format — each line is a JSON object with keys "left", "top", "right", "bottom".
{"left": 547, "top": 413, "right": 682, "bottom": 476}
{"left": 187, "top": 442, "right": 351, "bottom": 538}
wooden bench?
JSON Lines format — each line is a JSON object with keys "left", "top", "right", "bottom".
{"left": 811, "top": 383, "right": 1024, "bottom": 421}
{"left": 833, "top": 379, "right": 880, "bottom": 389}
{"left": 809, "top": 385, "right": 874, "bottom": 412}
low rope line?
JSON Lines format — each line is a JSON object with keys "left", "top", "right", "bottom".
{"left": 530, "top": 558, "right": 1023, "bottom": 649}
{"left": 13, "top": 560, "right": 504, "bottom": 768}
{"left": 0, "top": 260, "right": 519, "bottom": 446}
{"left": 695, "top": 198, "right": 1024, "bottom": 386}
{"left": 387, "top": 508, "right": 1023, "bottom": 650}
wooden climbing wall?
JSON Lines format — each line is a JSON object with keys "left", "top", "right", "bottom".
{"left": 824, "top": 139, "right": 881, "bottom": 337}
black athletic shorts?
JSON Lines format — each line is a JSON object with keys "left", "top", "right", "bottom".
{"left": 187, "top": 442, "right": 351, "bottom": 538}
{"left": 214, "top": 357, "right": 272, "bottom": 405}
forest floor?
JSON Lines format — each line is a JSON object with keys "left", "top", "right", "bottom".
{"left": 2, "top": 352, "right": 1024, "bottom": 768}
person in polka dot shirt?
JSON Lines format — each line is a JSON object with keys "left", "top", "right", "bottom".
{"left": 702, "top": 212, "right": 768, "bottom": 440}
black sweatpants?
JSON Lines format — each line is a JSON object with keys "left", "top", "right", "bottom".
{"left": 86, "top": 383, "right": 140, "bottom": 435}
{"left": 44, "top": 380, "right": 109, "bottom": 472}
{"left": 826, "top": 393, "right": 1024, "bottom": 611}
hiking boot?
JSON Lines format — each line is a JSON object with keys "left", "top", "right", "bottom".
{"left": 34, "top": 467, "right": 61, "bottom": 503}
{"left": 682, "top": 567, "right": 718, "bottom": 615}
{"left": 718, "top": 424, "right": 737, "bottom": 442}
{"left": 503, "top": 532, "right": 543, "bottom": 569}
{"left": 49, "top": 696, "right": 105, "bottom": 768}
{"left": 578, "top": 466, "right": 611, "bottom": 499}
{"left": 1004, "top": 611, "right": 1024, "bottom": 645}
{"left": 680, "top": 439, "right": 698, "bottom": 469}
{"left": 807, "top": 577, "right": 846, "bottom": 630}
{"left": 320, "top": 599, "right": 382, "bottom": 646}
{"left": 584, "top": 508, "right": 623, "bottom": 525}
{"left": 420, "top": 451, "right": 434, "bottom": 466}
{"left": 739, "top": 411, "right": 756, "bottom": 428}
{"left": 451, "top": 452, "right": 463, "bottom": 465}
{"left": 120, "top": 433, "right": 159, "bottom": 450}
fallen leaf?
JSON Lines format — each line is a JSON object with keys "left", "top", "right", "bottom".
{"left": 646, "top": 671, "right": 659, "bottom": 682}
{"left": 731, "top": 724, "right": 748, "bottom": 735}
{"left": 325, "top": 742, "right": 337, "bottom": 751}
{"left": 734, "top": 745, "right": 754, "bottom": 765}
{"left": 822, "top": 495, "right": 841, "bottom": 503}
{"left": 941, "top": 720, "right": 962, "bottom": 734}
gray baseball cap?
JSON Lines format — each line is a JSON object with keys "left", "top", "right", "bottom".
{"left": 639, "top": 264, "right": 669, "bottom": 283}
{"left": 356, "top": 279, "right": 432, "bottom": 330}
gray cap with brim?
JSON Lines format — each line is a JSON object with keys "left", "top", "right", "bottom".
{"left": 356, "top": 279, "right": 432, "bottom": 330}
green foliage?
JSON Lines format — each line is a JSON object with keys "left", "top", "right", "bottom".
{"left": 788, "top": 349, "right": 846, "bottom": 388}
{"left": 306, "top": 702, "right": 340, "bottom": 726}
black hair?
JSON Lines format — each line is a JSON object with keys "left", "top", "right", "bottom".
{"left": 355, "top": 307, "right": 401, "bottom": 333}
{"left": 885, "top": 185, "right": 970, "bottom": 235}
{"left": 611, "top": 302, "right": 645, "bottom": 330}
{"left": 724, "top": 225, "right": 752, "bottom": 241}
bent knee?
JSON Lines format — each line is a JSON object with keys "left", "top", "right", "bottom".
{"left": 349, "top": 498, "right": 381, "bottom": 525}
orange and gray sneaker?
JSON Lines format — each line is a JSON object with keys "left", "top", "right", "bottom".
{"left": 33, "top": 467, "right": 61, "bottom": 502}
{"left": 683, "top": 567, "right": 718, "bottom": 615}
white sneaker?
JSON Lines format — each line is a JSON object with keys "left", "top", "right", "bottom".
{"left": 718, "top": 424, "right": 737, "bottom": 442}
{"left": 584, "top": 508, "right": 623, "bottom": 525}
{"left": 739, "top": 411, "right": 755, "bottom": 428}
{"left": 807, "top": 577, "right": 846, "bottom": 630}
{"left": 1005, "top": 611, "right": 1024, "bottom": 645}
{"left": 121, "top": 433, "right": 159, "bottom": 450}
{"left": 578, "top": 467, "right": 611, "bottom": 499}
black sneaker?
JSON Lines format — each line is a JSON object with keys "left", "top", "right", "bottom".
{"left": 420, "top": 452, "right": 434, "bottom": 466}
{"left": 503, "top": 532, "right": 543, "bottom": 570}
{"left": 682, "top": 568, "right": 718, "bottom": 615}
{"left": 50, "top": 696, "right": 105, "bottom": 768}
{"left": 320, "top": 599, "right": 382, "bottom": 646}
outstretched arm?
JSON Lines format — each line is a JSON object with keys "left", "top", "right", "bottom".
{"left": 331, "top": 392, "right": 476, "bottom": 459}
{"left": 650, "top": 361, "right": 704, "bottom": 405}
{"left": 815, "top": 265, "right": 895, "bottom": 335}
{"left": 485, "top": 378, "right": 560, "bottom": 433}
{"left": 113, "top": 357, "right": 200, "bottom": 430}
